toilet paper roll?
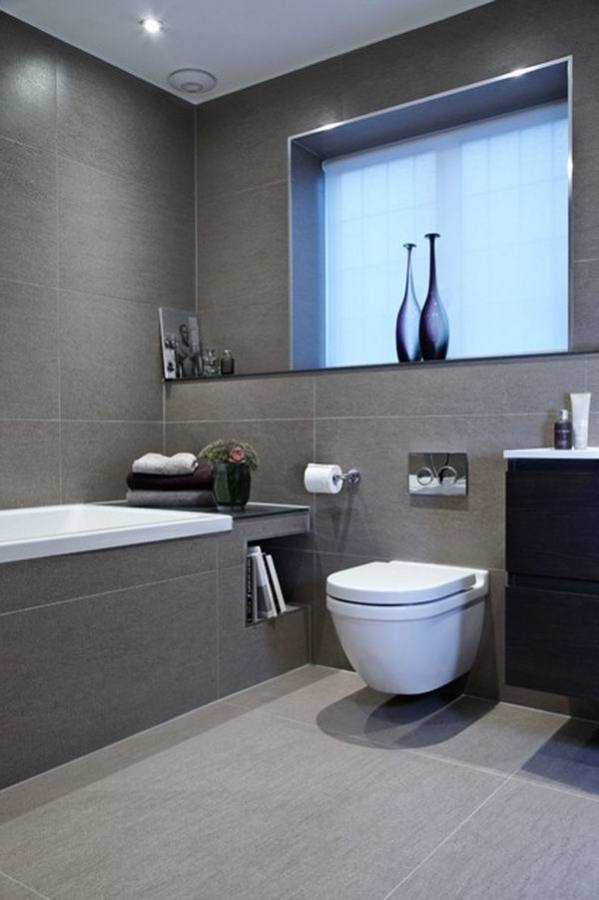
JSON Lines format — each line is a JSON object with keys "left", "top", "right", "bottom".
{"left": 304, "top": 463, "right": 343, "bottom": 494}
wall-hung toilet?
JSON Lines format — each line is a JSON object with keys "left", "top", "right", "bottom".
{"left": 326, "top": 560, "right": 489, "bottom": 695}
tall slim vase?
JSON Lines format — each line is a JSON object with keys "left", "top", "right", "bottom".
{"left": 395, "top": 242, "right": 421, "bottom": 362}
{"left": 419, "top": 232, "right": 449, "bottom": 360}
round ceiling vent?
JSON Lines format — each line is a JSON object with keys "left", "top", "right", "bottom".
{"left": 168, "top": 68, "right": 217, "bottom": 95}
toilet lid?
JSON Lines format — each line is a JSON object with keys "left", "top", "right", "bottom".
{"left": 326, "top": 560, "right": 477, "bottom": 605}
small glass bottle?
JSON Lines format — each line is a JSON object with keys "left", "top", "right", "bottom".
{"left": 554, "top": 408, "right": 572, "bottom": 450}
{"left": 221, "top": 349, "right": 235, "bottom": 376}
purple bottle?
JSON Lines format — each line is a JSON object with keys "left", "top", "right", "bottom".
{"left": 419, "top": 233, "right": 449, "bottom": 361}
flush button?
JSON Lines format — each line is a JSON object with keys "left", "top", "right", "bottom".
{"left": 409, "top": 454, "right": 468, "bottom": 496}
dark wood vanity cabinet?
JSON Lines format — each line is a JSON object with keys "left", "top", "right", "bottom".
{"left": 505, "top": 458, "right": 599, "bottom": 698}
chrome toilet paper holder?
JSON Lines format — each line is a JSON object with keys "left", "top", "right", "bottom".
{"left": 333, "top": 468, "right": 361, "bottom": 487}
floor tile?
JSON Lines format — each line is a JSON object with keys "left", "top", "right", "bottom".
{"left": 515, "top": 716, "right": 599, "bottom": 800}
{"left": 0, "top": 873, "right": 50, "bottom": 900}
{"left": 388, "top": 697, "right": 566, "bottom": 774}
{"left": 230, "top": 668, "right": 565, "bottom": 775}
{"left": 389, "top": 779, "right": 599, "bottom": 900}
{"left": 0, "top": 705, "right": 501, "bottom": 900}
{"left": 226, "top": 663, "right": 362, "bottom": 713}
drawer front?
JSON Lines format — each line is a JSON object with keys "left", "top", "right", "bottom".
{"left": 506, "top": 584, "right": 599, "bottom": 698}
{"left": 506, "top": 471, "right": 599, "bottom": 580}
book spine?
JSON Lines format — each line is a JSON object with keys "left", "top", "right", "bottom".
{"left": 265, "top": 554, "right": 287, "bottom": 614}
{"left": 246, "top": 552, "right": 254, "bottom": 625}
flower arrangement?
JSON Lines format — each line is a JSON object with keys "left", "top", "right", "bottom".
{"left": 198, "top": 440, "right": 259, "bottom": 471}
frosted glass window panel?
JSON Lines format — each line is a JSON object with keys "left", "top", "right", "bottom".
{"left": 323, "top": 101, "right": 569, "bottom": 367}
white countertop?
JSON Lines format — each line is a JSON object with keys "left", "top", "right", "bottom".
{"left": 504, "top": 447, "right": 599, "bottom": 460}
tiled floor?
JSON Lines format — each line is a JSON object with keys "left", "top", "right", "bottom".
{"left": 1, "top": 666, "right": 599, "bottom": 899}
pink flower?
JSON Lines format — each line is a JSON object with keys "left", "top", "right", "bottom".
{"left": 228, "top": 445, "right": 246, "bottom": 463}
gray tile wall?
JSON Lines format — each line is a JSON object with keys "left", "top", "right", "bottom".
{"left": 165, "top": 354, "right": 599, "bottom": 716}
{"left": 0, "top": 12, "right": 195, "bottom": 507}
{"left": 181, "top": 0, "right": 599, "bottom": 716}
{"left": 195, "top": 0, "right": 599, "bottom": 372}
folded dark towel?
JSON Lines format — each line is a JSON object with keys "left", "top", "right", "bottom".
{"left": 126, "top": 490, "right": 216, "bottom": 509}
{"left": 126, "top": 463, "right": 213, "bottom": 492}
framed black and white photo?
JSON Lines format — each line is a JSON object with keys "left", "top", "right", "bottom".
{"left": 159, "top": 308, "right": 202, "bottom": 379}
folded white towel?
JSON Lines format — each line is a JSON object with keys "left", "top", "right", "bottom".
{"left": 126, "top": 489, "right": 215, "bottom": 508}
{"left": 132, "top": 452, "right": 199, "bottom": 476}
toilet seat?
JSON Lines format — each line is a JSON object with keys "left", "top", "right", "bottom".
{"left": 326, "top": 560, "right": 485, "bottom": 608}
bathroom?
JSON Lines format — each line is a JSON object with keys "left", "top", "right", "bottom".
{"left": 1, "top": 0, "right": 599, "bottom": 896}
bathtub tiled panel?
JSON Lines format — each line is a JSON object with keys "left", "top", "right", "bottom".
{"left": 0, "top": 512, "right": 311, "bottom": 789}
{"left": 0, "top": 572, "right": 219, "bottom": 787}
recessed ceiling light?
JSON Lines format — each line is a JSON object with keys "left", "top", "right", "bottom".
{"left": 140, "top": 17, "right": 163, "bottom": 35}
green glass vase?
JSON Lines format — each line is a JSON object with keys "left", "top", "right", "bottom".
{"left": 212, "top": 462, "right": 251, "bottom": 512}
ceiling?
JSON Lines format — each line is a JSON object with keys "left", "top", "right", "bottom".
{"left": 1, "top": 0, "right": 494, "bottom": 104}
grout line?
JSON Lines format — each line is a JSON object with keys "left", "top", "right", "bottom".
{"left": 215, "top": 561, "right": 221, "bottom": 699}
{"left": 55, "top": 72, "right": 62, "bottom": 505}
{"left": 0, "top": 868, "right": 53, "bottom": 900}
{"left": 194, "top": 105, "right": 199, "bottom": 318}
{"left": 381, "top": 775, "right": 512, "bottom": 900}
{"left": 164, "top": 411, "right": 594, "bottom": 425}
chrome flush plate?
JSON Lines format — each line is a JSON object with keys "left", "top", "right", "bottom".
{"left": 408, "top": 453, "right": 468, "bottom": 496}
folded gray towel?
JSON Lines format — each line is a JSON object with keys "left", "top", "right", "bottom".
{"left": 132, "top": 452, "right": 198, "bottom": 476}
{"left": 126, "top": 489, "right": 215, "bottom": 509}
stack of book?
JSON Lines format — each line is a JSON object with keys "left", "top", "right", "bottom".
{"left": 246, "top": 546, "right": 287, "bottom": 624}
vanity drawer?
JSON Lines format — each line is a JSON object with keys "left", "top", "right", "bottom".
{"left": 505, "top": 584, "right": 599, "bottom": 698}
{"left": 506, "top": 470, "right": 599, "bottom": 580}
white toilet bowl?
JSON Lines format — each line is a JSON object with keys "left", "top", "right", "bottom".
{"left": 326, "top": 560, "right": 489, "bottom": 695}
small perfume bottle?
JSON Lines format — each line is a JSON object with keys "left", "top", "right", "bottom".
{"left": 554, "top": 408, "right": 572, "bottom": 450}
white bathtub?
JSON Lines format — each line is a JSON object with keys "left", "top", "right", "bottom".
{"left": 0, "top": 503, "right": 232, "bottom": 564}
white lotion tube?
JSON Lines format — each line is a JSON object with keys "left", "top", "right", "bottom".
{"left": 570, "top": 393, "right": 591, "bottom": 450}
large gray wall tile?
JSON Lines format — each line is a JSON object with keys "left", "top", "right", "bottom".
{"left": 0, "top": 137, "right": 57, "bottom": 286}
{"left": 0, "top": 421, "right": 60, "bottom": 508}
{"left": 57, "top": 45, "right": 194, "bottom": 193}
{"left": 572, "top": 259, "right": 599, "bottom": 350}
{"left": 199, "top": 290, "right": 290, "bottom": 374}
{"left": 59, "top": 157, "right": 195, "bottom": 306}
{"left": 0, "top": 535, "right": 219, "bottom": 615}
{"left": 59, "top": 290, "right": 163, "bottom": 421}
{"left": 0, "top": 281, "right": 58, "bottom": 419}
{"left": 197, "top": 181, "right": 288, "bottom": 308}
{"left": 0, "top": 571, "right": 218, "bottom": 788}
{"left": 195, "top": 57, "right": 343, "bottom": 198}
{"left": 61, "top": 421, "right": 162, "bottom": 502}
{"left": 166, "top": 373, "right": 313, "bottom": 422}
{"left": 0, "top": 12, "right": 56, "bottom": 150}
{"left": 315, "top": 357, "right": 587, "bottom": 419}
{"left": 217, "top": 565, "right": 310, "bottom": 695}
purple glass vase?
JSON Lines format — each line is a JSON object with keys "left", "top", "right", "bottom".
{"left": 419, "top": 233, "right": 449, "bottom": 360}
{"left": 396, "top": 242, "right": 421, "bottom": 362}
